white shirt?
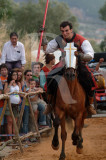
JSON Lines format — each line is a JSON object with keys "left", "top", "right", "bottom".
{"left": 45, "top": 39, "right": 94, "bottom": 58}
{"left": 10, "top": 85, "right": 20, "bottom": 104}
{"left": 1, "top": 41, "right": 26, "bottom": 65}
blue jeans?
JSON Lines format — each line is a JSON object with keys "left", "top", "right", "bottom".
{"left": 37, "top": 103, "right": 46, "bottom": 125}
{"left": 22, "top": 105, "right": 29, "bottom": 134}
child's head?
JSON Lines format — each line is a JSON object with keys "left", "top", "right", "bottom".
{"left": 29, "top": 78, "right": 36, "bottom": 89}
{"left": 0, "top": 64, "right": 8, "bottom": 77}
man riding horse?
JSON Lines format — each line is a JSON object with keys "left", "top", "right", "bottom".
{"left": 40, "top": 21, "right": 97, "bottom": 115}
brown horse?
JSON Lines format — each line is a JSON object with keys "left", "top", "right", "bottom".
{"left": 50, "top": 66, "right": 87, "bottom": 160}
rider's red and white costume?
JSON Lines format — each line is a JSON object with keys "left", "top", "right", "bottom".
{"left": 45, "top": 33, "right": 94, "bottom": 59}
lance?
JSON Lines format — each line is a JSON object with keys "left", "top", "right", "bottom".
{"left": 36, "top": 0, "right": 49, "bottom": 62}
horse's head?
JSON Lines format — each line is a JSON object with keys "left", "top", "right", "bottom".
{"left": 64, "top": 67, "right": 76, "bottom": 80}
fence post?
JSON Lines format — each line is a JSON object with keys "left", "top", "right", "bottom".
{"left": 0, "top": 99, "right": 8, "bottom": 126}
{"left": 27, "top": 95, "right": 40, "bottom": 139}
{"left": 17, "top": 96, "right": 26, "bottom": 130}
{"left": 8, "top": 98, "right": 23, "bottom": 153}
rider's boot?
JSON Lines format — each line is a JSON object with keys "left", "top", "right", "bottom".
{"left": 88, "top": 96, "right": 97, "bottom": 115}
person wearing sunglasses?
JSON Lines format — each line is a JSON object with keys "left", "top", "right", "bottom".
{"left": 20, "top": 70, "right": 33, "bottom": 134}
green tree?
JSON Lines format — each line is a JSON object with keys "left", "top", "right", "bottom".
{"left": 0, "top": 0, "right": 14, "bottom": 21}
{"left": 90, "top": 40, "right": 101, "bottom": 52}
{"left": 100, "top": 36, "right": 106, "bottom": 52}
{"left": 9, "top": 0, "right": 78, "bottom": 36}
{"left": 99, "top": 2, "right": 106, "bottom": 52}
{"left": 99, "top": 2, "right": 106, "bottom": 21}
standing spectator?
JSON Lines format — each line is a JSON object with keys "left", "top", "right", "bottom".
{"left": 0, "top": 64, "right": 8, "bottom": 138}
{"left": 95, "top": 58, "right": 106, "bottom": 88}
{"left": 0, "top": 64, "right": 8, "bottom": 86}
{"left": 27, "top": 79, "right": 47, "bottom": 129}
{"left": 21, "top": 70, "right": 32, "bottom": 134}
{"left": 40, "top": 54, "right": 55, "bottom": 91}
{"left": 4, "top": 70, "right": 21, "bottom": 139}
{"left": 40, "top": 54, "right": 55, "bottom": 126}
{"left": 32, "top": 62, "right": 41, "bottom": 87}
{"left": 95, "top": 58, "right": 106, "bottom": 80}
{"left": 13, "top": 68, "right": 24, "bottom": 88}
{"left": 1, "top": 32, "right": 26, "bottom": 72}
{"left": 0, "top": 80, "right": 4, "bottom": 140}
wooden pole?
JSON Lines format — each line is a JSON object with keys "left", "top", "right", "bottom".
{"left": 17, "top": 96, "right": 26, "bottom": 130}
{"left": 0, "top": 99, "right": 7, "bottom": 126}
{"left": 27, "top": 96, "right": 40, "bottom": 139}
{"left": 8, "top": 99, "right": 23, "bottom": 153}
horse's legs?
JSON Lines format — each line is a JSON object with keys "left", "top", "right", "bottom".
{"left": 59, "top": 116, "right": 67, "bottom": 160}
{"left": 72, "top": 114, "right": 84, "bottom": 154}
{"left": 52, "top": 115, "right": 60, "bottom": 150}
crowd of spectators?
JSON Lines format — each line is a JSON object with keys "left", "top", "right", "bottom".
{"left": 0, "top": 32, "right": 55, "bottom": 142}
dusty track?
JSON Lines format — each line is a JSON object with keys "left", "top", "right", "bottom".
{"left": 4, "top": 118, "right": 106, "bottom": 160}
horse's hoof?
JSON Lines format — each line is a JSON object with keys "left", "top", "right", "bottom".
{"left": 59, "top": 153, "right": 66, "bottom": 160}
{"left": 76, "top": 147, "right": 83, "bottom": 154}
{"left": 51, "top": 143, "right": 59, "bottom": 150}
{"left": 52, "top": 140, "right": 59, "bottom": 150}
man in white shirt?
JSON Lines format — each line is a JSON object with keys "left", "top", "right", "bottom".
{"left": 1, "top": 32, "right": 26, "bottom": 72}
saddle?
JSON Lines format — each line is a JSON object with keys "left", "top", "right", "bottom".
{"left": 47, "top": 66, "right": 65, "bottom": 95}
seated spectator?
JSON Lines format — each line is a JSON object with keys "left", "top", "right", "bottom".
{"left": 1, "top": 32, "right": 26, "bottom": 72}
{"left": 95, "top": 58, "right": 106, "bottom": 80}
{"left": 27, "top": 78, "right": 47, "bottom": 130}
{"left": 4, "top": 70, "right": 21, "bottom": 139}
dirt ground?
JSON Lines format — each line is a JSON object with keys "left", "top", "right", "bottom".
{"left": 4, "top": 117, "right": 106, "bottom": 160}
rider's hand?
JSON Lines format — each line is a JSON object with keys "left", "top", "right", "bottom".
{"left": 74, "top": 51, "right": 79, "bottom": 57}
{"left": 99, "top": 58, "right": 104, "bottom": 64}
{"left": 38, "top": 26, "right": 48, "bottom": 46}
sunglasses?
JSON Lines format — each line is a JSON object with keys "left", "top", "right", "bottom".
{"left": 26, "top": 74, "right": 32, "bottom": 76}
{"left": 12, "top": 73, "right": 17, "bottom": 76}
